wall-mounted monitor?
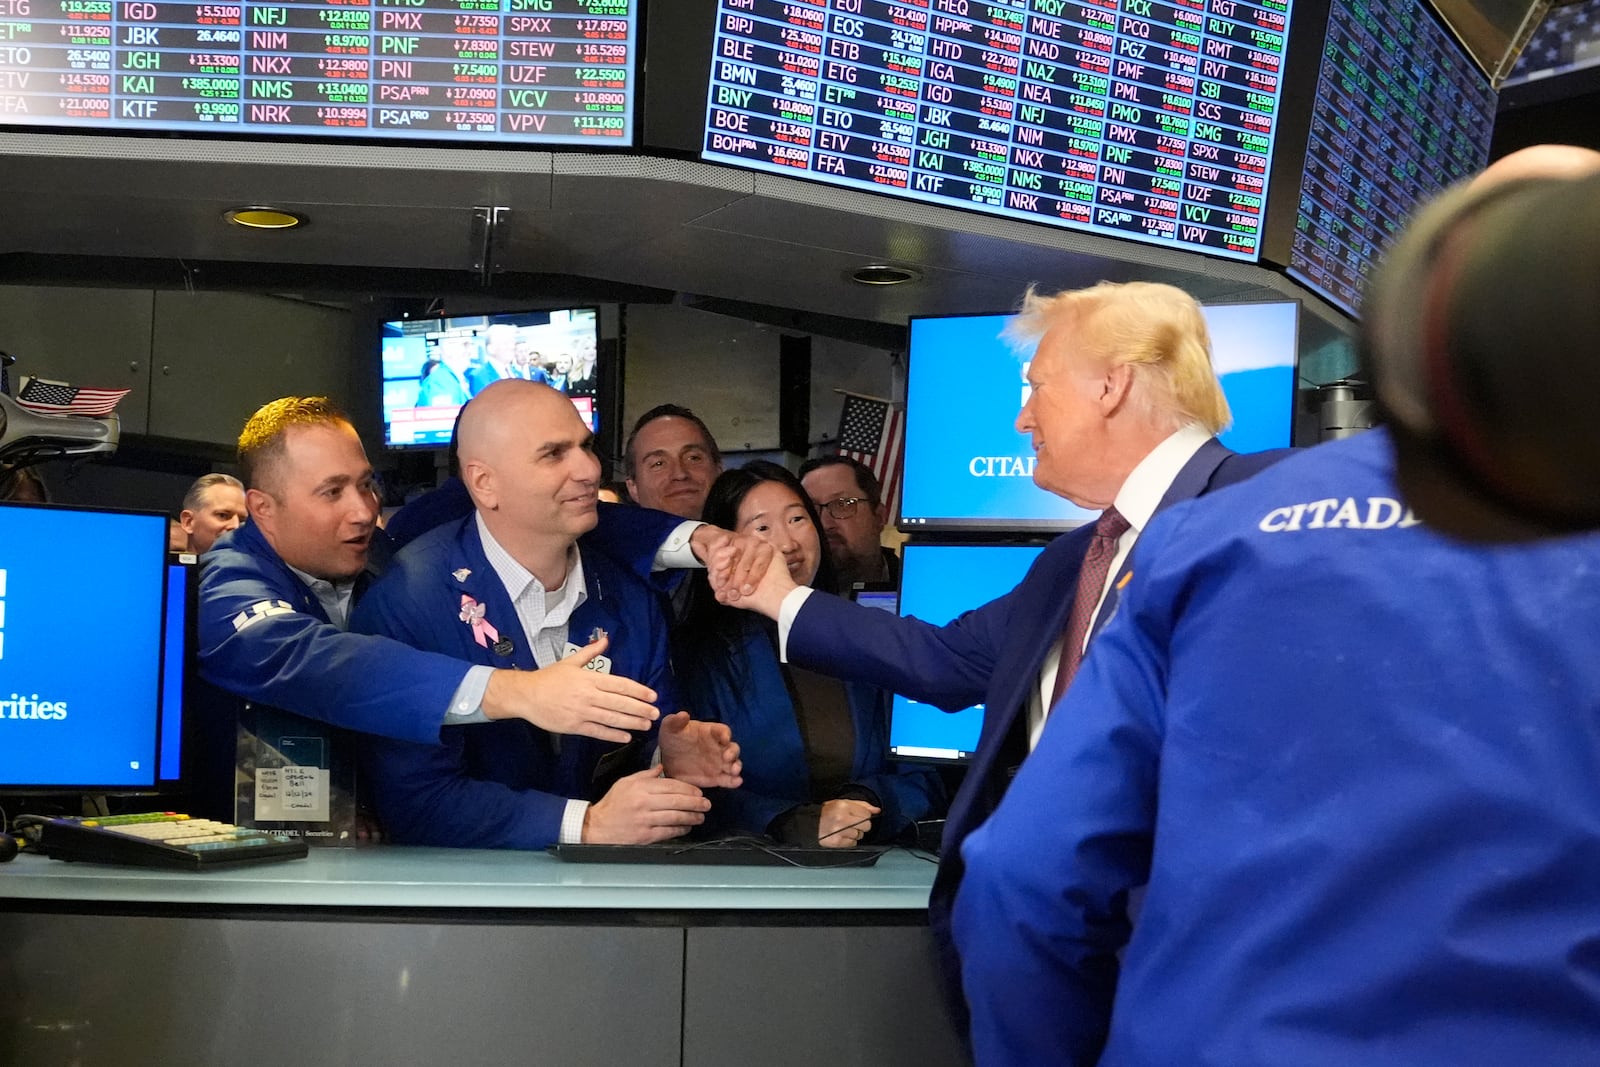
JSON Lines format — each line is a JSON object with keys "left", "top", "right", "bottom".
{"left": 700, "top": 0, "right": 1296, "bottom": 261}
{"left": 889, "top": 541, "right": 1045, "bottom": 763}
{"left": 0, "top": 502, "right": 170, "bottom": 793}
{"left": 901, "top": 300, "right": 1298, "bottom": 531}
{"left": 380, "top": 306, "right": 600, "bottom": 450}
{"left": 0, "top": 0, "right": 639, "bottom": 144}
{"left": 1262, "top": 0, "right": 1496, "bottom": 316}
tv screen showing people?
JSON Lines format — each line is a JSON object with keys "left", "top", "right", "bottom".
{"left": 380, "top": 307, "right": 600, "bottom": 449}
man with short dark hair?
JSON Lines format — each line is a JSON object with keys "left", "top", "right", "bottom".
{"left": 798, "top": 455, "right": 897, "bottom": 594}
{"left": 623, "top": 403, "right": 723, "bottom": 520}
{"left": 179, "top": 472, "right": 247, "bottom": 554}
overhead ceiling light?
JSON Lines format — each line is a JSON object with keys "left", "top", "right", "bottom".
{"left": 224, "top": 207, "right": 306, "bottom": 230}
{"left": 849, "top": 264, "right": 921, "bottom": 286}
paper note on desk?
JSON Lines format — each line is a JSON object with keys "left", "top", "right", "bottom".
{"left": 256, "top": 765, "right": 330, "bottom": 822}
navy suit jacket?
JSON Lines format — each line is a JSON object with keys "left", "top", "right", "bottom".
{"left": 350, "top": 516, "right": 677, "bottom": 850}
{"left": 786, "top": 439, "right": 1287, "bottom": 1006}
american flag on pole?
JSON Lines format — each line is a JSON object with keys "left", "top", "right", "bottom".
{"left": 14, "top": 376, "right": 130, "bottom": 417}
{"left": 835, "top": 392, "right": 906, "bottom": 522}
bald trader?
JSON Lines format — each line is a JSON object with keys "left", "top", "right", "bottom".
{"left": 200, "top": 395, "right": 759, "bottom": 756}
{"left": 352, "top": 381, "right": 736, "bottom": 847}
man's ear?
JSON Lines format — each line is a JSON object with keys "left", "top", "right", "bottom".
{"left": 463, "top": 459, "right": 497, "bottom": 511}
{"left": 179, "top": 509, "right": 198, "bottom": 535}
{"left": 245, "top": 488, "right": 275, "bottom": 532}
{"left": 873, "top": 502, "right": 890, "bottom": 529}
{"left": 1098, "top": 363, "right": 1135, "bottom": 416}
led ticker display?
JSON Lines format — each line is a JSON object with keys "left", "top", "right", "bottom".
{"left": 703, "top": 0, "right": 1294, "bottom": 261}
{"left": 1288, "top": 0, "right": 1494, "bottom": 315}
{"left": 0, "top": 0, "right": 638, "bottom": 143}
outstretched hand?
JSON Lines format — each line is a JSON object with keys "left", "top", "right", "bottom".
{"left": 659, "top": 711, "right": 743, "bottom": 789}
{"left": 483, "top": 634, "right": 658, "bottom": 744}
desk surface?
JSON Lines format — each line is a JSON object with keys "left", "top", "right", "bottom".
{"left": 0, "top": 845, "right": 938, "bottom": 912}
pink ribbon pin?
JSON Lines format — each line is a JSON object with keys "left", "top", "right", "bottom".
{"left": 458, "top": 594, "right": 500, "bottom": 649}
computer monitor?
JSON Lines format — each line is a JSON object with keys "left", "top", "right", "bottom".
{"left": 901, "top": 300, "right": 1299, "bottom": 532}
{"left": 380, "top": 307, "right": 601, "bottom": 449}
{"left": 889, "top": 542, "right": 1046, "bottom": 764}
{"left": 0, "top": 502, "right": 170, "bottom": 793}
{"left": 159, "top": 558, "right": 199, "bottom": 789}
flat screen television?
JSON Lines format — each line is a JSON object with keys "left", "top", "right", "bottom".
{"left": 0, "top": 0, "right": 641, "bottom": 146}
{"left": 380, "top": 306, "right": 601, "bottom": 449}
{"left": 901, "top": 300, "right": 1298, "bottom": 531}
{"left": 699, "top": 0, "right": 1298, "bottom": 262}
{"left": 0, "top": 502, "right": 170, "bottom": 793}
{"left": 889, "top": 542, "right": 1046, "bottom": 764}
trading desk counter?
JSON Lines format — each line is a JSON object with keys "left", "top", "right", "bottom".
{"left": 0, "top": 847, "right": 967, "bottom": 1067}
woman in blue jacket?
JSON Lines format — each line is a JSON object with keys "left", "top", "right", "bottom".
{"left": 675, "top": 461, "right": 944, "bottom": 847}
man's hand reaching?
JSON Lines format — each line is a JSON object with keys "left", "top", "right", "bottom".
{"left": 481, "top": 634, "right": 659, "bottom": 743}
{"left": 659, "top": 711, "right": 742, "bottom": 789}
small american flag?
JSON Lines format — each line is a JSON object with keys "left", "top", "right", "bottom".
{"left": 835, "top": 392, "right": 906, "bottom": 521}
{"left": 15, "top": 376, "right": 130, "bottom": 417}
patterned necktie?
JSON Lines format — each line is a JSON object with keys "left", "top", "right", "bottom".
{"left": 1051, "top": 506, "right": 1132, "bottom": 706}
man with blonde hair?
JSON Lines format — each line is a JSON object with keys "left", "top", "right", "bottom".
{"left": 721, "top": 280, "right": 1285, "bottom": 1015}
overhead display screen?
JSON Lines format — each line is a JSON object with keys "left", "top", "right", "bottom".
{"left": 702, "top": 0, "right": 1294, "bottom": 261}
{"left": 1287, "top": 0, "right": 1495, "bottom": 315}
{"left": 0, "top": 0, "right": 638, "bottom": 143}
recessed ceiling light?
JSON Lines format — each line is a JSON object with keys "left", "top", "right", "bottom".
{"left": 224, "top": 207, "right": 306, "bottom": 230}
{"left": 849, "top": 264, "right": 922, "bottom": 286}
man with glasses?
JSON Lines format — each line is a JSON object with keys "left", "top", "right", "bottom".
{"left": 799, "top": 455, "right": 897, "bottom": 595}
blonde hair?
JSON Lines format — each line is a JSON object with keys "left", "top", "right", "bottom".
{"left": 1004, "top": 281, "right": 1230, "bottom": 435}
{"left": 237, "top": 396, "right": 351, "bottom": 493}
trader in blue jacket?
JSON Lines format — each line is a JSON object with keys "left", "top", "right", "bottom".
{"left": 351, "top": 380, "right": 740, "bottom": 847}
{"left": 201, "top": 395, "right": 753, "bottom": 758}
{"left": 954, "top": 169, "right": 1600, "bottom": 1065}
{"left": 722, "top": 281, "right": 1285, "bottom": 1010}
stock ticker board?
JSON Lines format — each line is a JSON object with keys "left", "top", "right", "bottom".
{"left": 1287, "top": 0, "right": 1495, "bottom": 315}
{"left": 0, "top": 0, "right": 637, "bottom": 143}
{"left": 702, "top": 0, "right": 1294, "bottom": 261}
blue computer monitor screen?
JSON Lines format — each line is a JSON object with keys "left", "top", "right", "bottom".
{"left": 0, "top": 503, "right": 168, "bottom": 792}
{"left": 159, "top": 561, "right": 194, "bottom": 785}
{"left": 902, "top": 301, "right": 1298, "bottom": 531}
{"left": 889, "top": 543, "right": 1045, "bottom": 764}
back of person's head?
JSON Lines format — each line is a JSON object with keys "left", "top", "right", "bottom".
{"left": 181, "top": 471, "right": 244, "bottom": 514}
{"left": 1364, "top": 162, "right": 1600, "bottom": 539}
{"left": 797, "top": 454, "right": 881, "bottom": 508}
{"left": 622, "top": 403, "right": 722, "bottom": 477}
{"left": 238, "top": 396, "right": 352, "bottom": 495}
{"left": 1005, "top": 281, "right": 1230, "bottom": 436}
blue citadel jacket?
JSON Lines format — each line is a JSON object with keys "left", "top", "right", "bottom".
{"left": 955, "top": 429, "right": 1600, "bottom": 1066}
{"left": 197, "top": 503, "right": 681, "bottom": 747}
